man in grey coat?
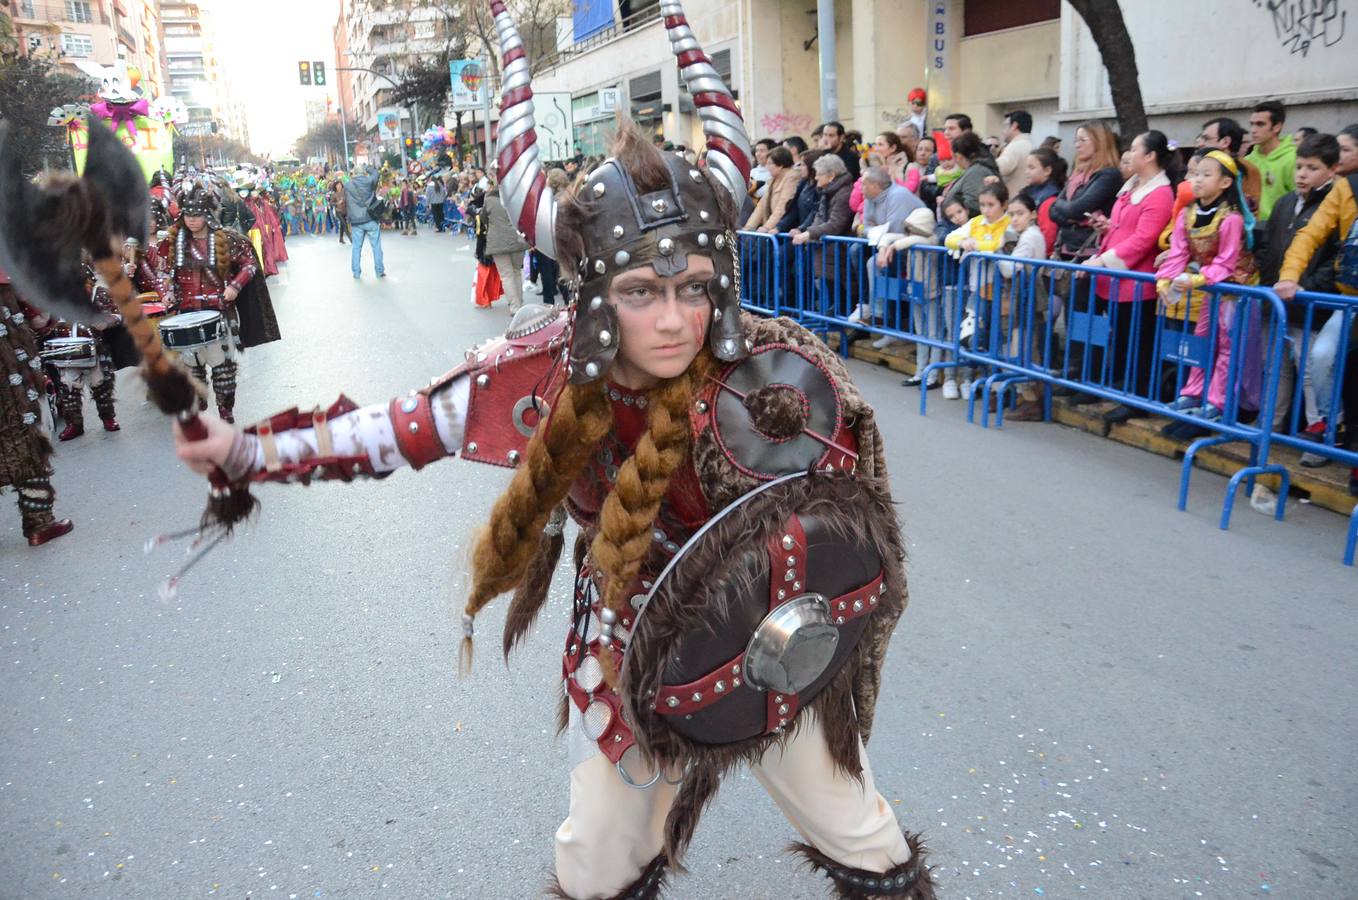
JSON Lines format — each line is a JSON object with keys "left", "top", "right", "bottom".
{"left": 345, "top": 165, "right": 386, "bottom": 278}
{"left": 482, "top": 186, "right": 529, "bottom": 312}
{"left": 861, "top": 167, "right": 926, "bottom": 235}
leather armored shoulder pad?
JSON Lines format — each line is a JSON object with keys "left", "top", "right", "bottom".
{"left": 429, "top": 307, "right": 570, "bottom": 468}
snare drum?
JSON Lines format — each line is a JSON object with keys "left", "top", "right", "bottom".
{"left": 159, "top": 310, "right": 225, "bottom": 353}
{"left": 39, "top": 336, "right": 98, "bottom": 369}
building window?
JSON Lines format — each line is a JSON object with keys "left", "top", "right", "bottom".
{"left": 66, "top": 0, "right": 93, "bottom": 23}
{"left": 962, "top": 0, "right": 1059, "bottom": 36}
{"left": 20, "top": 1, "right": 37, "bottom": 17}
{"left": 629, "top": 71, "right": 663, "bottom": 139}
{"left": 61, "top": 33, "right": 94, "bottom": 57}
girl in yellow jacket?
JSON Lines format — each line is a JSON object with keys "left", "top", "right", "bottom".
{"left": 944, "top": 183, "right": 1012, "bottom": 397}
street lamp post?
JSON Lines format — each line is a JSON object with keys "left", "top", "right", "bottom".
{"left": 339, "top": 52, "right": 420, "bottom": 166}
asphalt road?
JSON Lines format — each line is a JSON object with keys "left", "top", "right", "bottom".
{"left": 2, "top": 229, "right": 1355, "bottom": 900}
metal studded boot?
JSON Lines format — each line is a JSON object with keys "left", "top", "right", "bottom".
{"left": 92, "top": 373, "right": 119, "bottom": 432}
{"left": 190, "top": 362, "right": 209, "bottom": 411}
{"left": 17, "top": 477, "right": 74, "bottom": 547}
{"left": 211, "top": 360, "right": 237, "bottom": 423}
{"left": 57, "top": 382, "right": 84, "bottom": 441}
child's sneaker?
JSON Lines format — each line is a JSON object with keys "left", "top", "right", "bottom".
{"left": 942, "top": 379, "right": 960, "bottom": 400}
{"left": 1167, "top": 395, "right": 1198, "bottom": 412}
{"left": 960, "top": 379, "right": 974, "bottom": 400}
{"left": 871, "top": 335, "right": 899, "bottom": 350}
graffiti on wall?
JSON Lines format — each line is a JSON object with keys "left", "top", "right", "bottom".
{"left": 759, "top": 110, "right": 814, "bottom": 136}
{"left": 1253, "top": 0, "right": 1347, "bottom": 56}
{"left": 881, "top": 107, "right": 910, "bottom": 126}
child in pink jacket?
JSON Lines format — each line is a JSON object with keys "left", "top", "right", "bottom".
{"left": 1157, "top": 149, "right": 1261, "bottom": 424}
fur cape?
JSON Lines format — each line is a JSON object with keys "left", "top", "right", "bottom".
{"left": 0, "top": 285, "right": 54, "bottom": 490}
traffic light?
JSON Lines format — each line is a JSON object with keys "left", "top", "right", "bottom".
{"left": 313, "top": 62, "right": 326, "bottom": 86}
{"left": 404, "top": 136, "right": 415, "bottom": 159}
{"left": 298, "top": 61, "right": 311, "bottom": 85}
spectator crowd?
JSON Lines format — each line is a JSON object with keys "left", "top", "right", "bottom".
{"left": 722, "top": 99, "right": 1356, "bottom": 497}
{"left": 325, "top": 96, "right": 1356, "bottom": 497}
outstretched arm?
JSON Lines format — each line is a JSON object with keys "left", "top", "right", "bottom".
{"left": 177, "top": 375, "right": 470, "bottom": 483}
{"left": 176, "top": 307, "right": 570, "bottom": 484}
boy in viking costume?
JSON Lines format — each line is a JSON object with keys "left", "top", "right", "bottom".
{"left": 147, "top": 178, "right": 280, "bottom": 423}
{"left": 171, "top": 2, "right": 933, "bottom": 897}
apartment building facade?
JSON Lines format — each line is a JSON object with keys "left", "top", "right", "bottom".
{"left": 7, "top": 0, "right": 163, "bottom": 96}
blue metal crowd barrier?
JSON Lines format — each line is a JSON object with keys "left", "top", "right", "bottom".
{"left": 736, "top": 231, "right": 787, "bottom": 317}
{"left": 1272, "top": 290, "right": 1357, "bottom": 471}
{"left": 954, "top": 252, "right": 1292, "bottom": 530}
{"left": 736, "top": 233, "right": 1355, "bottom": 563}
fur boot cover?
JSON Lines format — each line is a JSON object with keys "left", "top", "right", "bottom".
{"left": 788, "top": 830, "right": 937, "bottom": 899}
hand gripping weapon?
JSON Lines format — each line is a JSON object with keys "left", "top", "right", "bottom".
{"left": 0, "top": 120, "right": 256, "bottom": 597}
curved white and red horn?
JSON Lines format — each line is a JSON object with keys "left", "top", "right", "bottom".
{"left": 491, "top": 0, "right": 557, "bottom": 258}
{"left": 660, "top": 1, "right": 752, "bottom": 208}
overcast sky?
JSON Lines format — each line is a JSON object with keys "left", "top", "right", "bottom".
{"left": 211, "top": 0, "right": 339, "bottom": 157}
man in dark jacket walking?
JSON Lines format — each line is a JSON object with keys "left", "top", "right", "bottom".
{"left": 345, "top": 165, "right": 386, "bottom": 278}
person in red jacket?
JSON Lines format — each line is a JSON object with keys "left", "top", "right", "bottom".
{"left": 1081, "top": 130, "right": 1176, "bottom": 423}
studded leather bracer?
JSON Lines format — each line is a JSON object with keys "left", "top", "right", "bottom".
{"left": 226, "top": 306, "right": 568, "bottom": 483}
{"left": 244, "top": 395, "right": 386, "bottom": 485}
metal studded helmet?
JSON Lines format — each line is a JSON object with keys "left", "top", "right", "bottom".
{"left": 491, "top": 0, "right": 752, "bottom": 385}
{"left": 175, "top": 177, "right": 219, "bottom": 218}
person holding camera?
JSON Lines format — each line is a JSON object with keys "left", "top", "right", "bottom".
{"left": 344, "top": 164, "right": 387, "bottom": 279}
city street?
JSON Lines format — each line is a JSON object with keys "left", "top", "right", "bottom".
{"left": 2, "top": 230, "right": 1355, "bottom": 899}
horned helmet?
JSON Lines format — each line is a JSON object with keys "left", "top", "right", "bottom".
{"left": 490, "top": 0, "right": 752, "bottom": 383}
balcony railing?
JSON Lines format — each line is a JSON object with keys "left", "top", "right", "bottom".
{"left": 11, "top": 0, "right": 110, "bottom": 25}
{"left": 536, "top": 4, "right": 663, "bottom": 76}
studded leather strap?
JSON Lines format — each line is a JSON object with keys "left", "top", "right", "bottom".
{"left": 766, "top": 514, "right": 807, "bottom": 732}
{"left": 389, "top": 392, "right": 445, "bottom": 470}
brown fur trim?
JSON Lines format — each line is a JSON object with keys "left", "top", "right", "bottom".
{"left": 544, "top": 852, "right": 669, "bottom": 899}
{"left": 787, "top": 830, "right": 937, "bottom": 899}
{"left": 743, "top": 383, "right": 810, "bottom": 440}
{"left": 143, "top": 356, "right": 207, "bottom": 417}
{"left": 502, "top": 513, "right": 566, "bottom": 659}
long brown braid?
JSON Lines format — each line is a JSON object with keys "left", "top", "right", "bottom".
{"left": 464, "top": 118, "right": 727, "bottom": 671}
{"left": 589, "top": 349, "right": 717, "bottom": 681}
{"left": 462, "top": 379, "right": 613, "bottom": 660}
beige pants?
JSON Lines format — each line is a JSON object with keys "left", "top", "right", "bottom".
{"left": 493, "top": 252, "right": 525, "bottom": 312}
{"left": 554, "top": 713, "right": 911, "bottom": 899}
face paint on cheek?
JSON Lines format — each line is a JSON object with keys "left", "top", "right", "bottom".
{"left": 691, "top": 309, "right": 706, "bottom": 348}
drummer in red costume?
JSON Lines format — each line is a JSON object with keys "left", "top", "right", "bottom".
{"left": 144, "top": 178, "right": 280, "bottom": 423}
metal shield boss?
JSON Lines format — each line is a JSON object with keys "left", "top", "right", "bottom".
{"left": 624, "top": 470, "right": 887, "bottom": 748}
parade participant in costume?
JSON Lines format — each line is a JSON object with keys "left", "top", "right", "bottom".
{"left": 218, "top": 177, "right": 257, "bottom": 237}
{"left": 0, "top": 268, "right": 74, "bottom": 546}
{"left": 242, "top": 174, "right": 287, "bottom": 276}
{"left": 172, "top": 3, "right": 933, "bottom": 897}
{"left": 44, "top": 260, "right": 132, "bottom": 440}
{"left": 149, "top": 179, "right": 281, "bottom": 423}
